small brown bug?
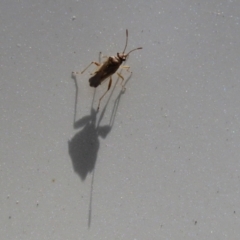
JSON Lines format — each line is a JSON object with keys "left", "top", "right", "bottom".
{"left": 73, "top": 29, "right": 142, "bottom": 110}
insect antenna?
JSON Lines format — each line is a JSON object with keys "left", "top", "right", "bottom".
{"left": 122, "top": 29, "right": 129, "bottom": 54}
{"left": 126, "top": 47, "right": 143, "bottom": 57}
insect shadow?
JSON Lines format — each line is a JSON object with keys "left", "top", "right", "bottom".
{"left": 68, "top": 52, "right": 132, "bottom": 228}
{"left": 68, "top": 72, "right": 131, "bottom": 228}
{"left": 68, "top": 71, "right": 131, "bottom": 181}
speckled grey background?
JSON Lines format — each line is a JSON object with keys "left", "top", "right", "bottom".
{"left": 1, "top": 0, "right": 240, "bottom": 239}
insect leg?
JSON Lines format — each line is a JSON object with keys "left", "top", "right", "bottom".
{"left": 72, "top": 62, "right": 101, "bottom": 77}
{"left": 99, "top": 52, "right": 108, "bottom": 60}
{"left": 81, "top": 62, "right": 101, "bottom": 74}
{"left": 120, "top": 65, "right": 131, "bottom": 72}
{"left": 117, "top": 72, "right": 126, "bottom": 91}
{"left": 97, "top": 76, "right": 112, "bottom": 111}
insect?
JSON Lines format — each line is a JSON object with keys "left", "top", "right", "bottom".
{"left": 73, "top": 29, "right": 142, "bottom": 110}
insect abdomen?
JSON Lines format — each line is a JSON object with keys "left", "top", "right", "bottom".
{"left": 89, "top": 75, "right": 101, "bottom": 88}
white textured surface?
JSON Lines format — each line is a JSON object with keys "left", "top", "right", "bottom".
{"left": 1, "top": 0, "right": 240, "bottom": 239}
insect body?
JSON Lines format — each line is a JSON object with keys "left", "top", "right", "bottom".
{"left": 88, "top": 55, "right": 123, "bottom": 88}
{"left": 74, "top": 29, "right": 142, "bottom": 110}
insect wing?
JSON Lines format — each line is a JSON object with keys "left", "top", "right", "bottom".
{"left": 89, "top": 74, "right": 102, "bottom": 87}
